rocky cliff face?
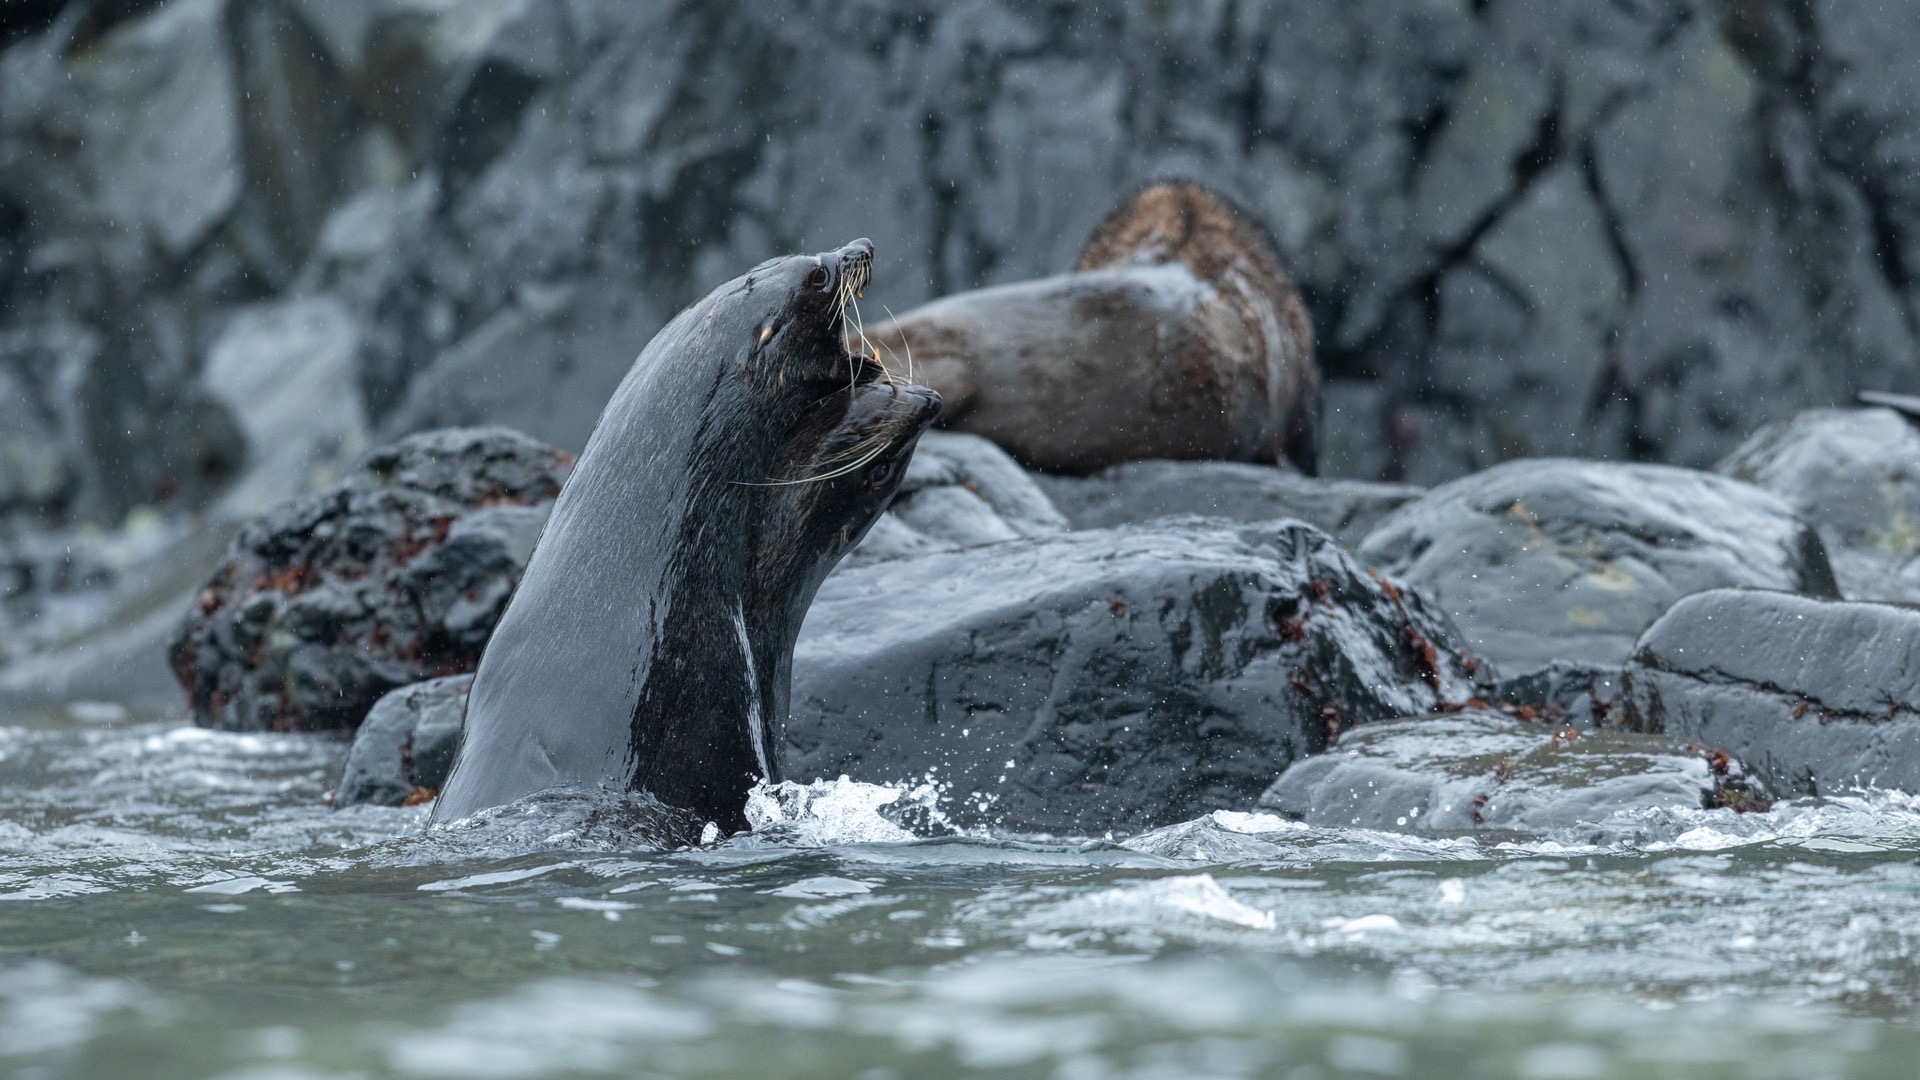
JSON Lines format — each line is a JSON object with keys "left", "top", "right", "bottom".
{"left": 1, "top": 0, "right": 1917, "bottom": 533}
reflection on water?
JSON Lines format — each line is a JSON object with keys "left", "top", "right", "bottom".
{"left": 6, "top": 717, "right": 1920, "bottom": 1078}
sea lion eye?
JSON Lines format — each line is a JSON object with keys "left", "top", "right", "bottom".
{"left": 866, "top": 461, "right": 897, "bottom": 487}
{"left": 807, "top": 265, "right": 833, "bottom": 291}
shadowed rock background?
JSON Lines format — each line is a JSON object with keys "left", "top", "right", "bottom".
{"left": 2, "top": 0, "right": 1918, "bottom": 706}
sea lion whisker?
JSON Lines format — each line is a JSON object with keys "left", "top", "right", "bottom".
{"left": 736, "top": 426, "right": 898, "bottom": 487}
{"left": 846, "top": 294, "right": 901, "bottom": 384}
{"left": 881, "top": 304, "right": 914, "bottom": 381}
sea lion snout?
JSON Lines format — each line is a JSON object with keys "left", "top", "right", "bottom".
{"left": 888, "top": 380, "right": 943, "bottom": 426}
{"left": 814, "top": 238, "right": 874, "bottom": 298}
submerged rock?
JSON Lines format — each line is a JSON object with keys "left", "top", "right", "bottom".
{"left": 168, "top": 428, "right": 570, "bottom": 732}
{"left": 1621, "top": 589, "right": 1920, "bottom": 797}
{"left": 1355, "top": 459, "right": 1839, "bottom": 675}
{"left": 1258, "top": 710, "right": 1767, "bottom": 832}
{"left": 1717, "top": 407, "right": 1920, "bottom": 603}
{"left": 790, "top": 519, "right": 1484, "bottom": 836}
{"left": 1035, "top": 462, "right": 1421, "bottom": 548}
{"left": 335, "top": 673, "right": 470, "bottom": 807}
{"left": 845, "top": 431, "right": 1067, "bottom": 567}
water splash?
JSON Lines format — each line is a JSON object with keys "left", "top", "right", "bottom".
{"left": 741, "top": 775, "right": 938, "bottom": 845}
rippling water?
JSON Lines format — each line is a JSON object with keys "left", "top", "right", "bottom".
{"left": 7, "top": 709, "right": 1920, "bottom": 1078}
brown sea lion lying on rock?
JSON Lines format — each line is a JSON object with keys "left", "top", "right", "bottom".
{"left": 858, "top": 181, "right": 1320, "bottom": 474}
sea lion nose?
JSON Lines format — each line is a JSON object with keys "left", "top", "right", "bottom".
{"left": 835, "top": 239, "right": 873, "bottom": 291}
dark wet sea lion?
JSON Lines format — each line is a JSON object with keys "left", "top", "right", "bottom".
{"left": 738, "top": 377, "right": 940, "bottom": 776}
{"left": 432, "top": 241, "right": 938, "bottom": 829}
{"left": 861, "top": 181, "right": 1319, "bottom": 474}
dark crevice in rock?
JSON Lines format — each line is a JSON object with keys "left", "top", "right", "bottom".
{"left": 437, "top": 62, "right": 545, "bottom": 207}
{"left": 1865, "top": 189, "right": 1915, "bottom": 297}
{"left": 1627, "top": 657, "right": 1916, "bottom": 728}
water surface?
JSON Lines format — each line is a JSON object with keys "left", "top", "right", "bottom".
{"left": 6, "top": 710, "right": 1920, "bottom": 1078}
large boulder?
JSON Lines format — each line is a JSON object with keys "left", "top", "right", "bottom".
{"left": 340, "top": 518, "right": 1487, "bottom": 826}
{"left": 1259, "top": 710, "right": 1768, "bottom": 833}
{"left": 789, "top": 519, "right": 1485, "bottom": 835}
{"left": 1035, "top": 462, "right": 1421, "bottom": 548}
{"left": 1717, "top": 406, "right": 1920, "bottom": 603}
{"left": 1621, "top": 588, "right": 1920, "bottom": 797}
{"left": 167, "top": 428, "right": 570, "bottom": 732}
{"left": 1355, "top": 459, "right": 1839, "bottom": 676}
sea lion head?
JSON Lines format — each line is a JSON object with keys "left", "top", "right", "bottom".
{"left": 715, "top": 238, "right": 877, "bottom": 397}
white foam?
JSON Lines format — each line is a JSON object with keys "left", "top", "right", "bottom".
{"left": 1034, "top": 874, "right": 1278, "bottom": 933}
{"left": 743, "top": 776, "right": 933, "bottom": 845}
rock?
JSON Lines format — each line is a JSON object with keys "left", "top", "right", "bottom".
{"left": 789, "top": 519, "right": 1485, "bottom": 836}
{"left": 334, "top": 673, "right": 470, "bottom": 807}
{"left": 7, "top": 0, "right": 1920, "bottom": 528}
{"left": 845, "top": 431, "right": 1066, "bottom": 567}
{"left": 1717, "top": 407, "right": 1920, "bottom": 603}
{"left": 0, "top": 361, "right": 65, "bottom": 513}
{"left": 71, "top": 0, "right": 242, "bottom": 258}
{"left": 1495, "top": 659, "right": 1617, "bottom": 729}
{"left": 1806, "top": 2, "right": 1920, "bottom": 349}
{"left": 1581, "top": 11, "right": 1916, "bottom": 473}
{"left": 1621, "top": 588, "right": 1920, "bottom": 797}
{"left": 226, "top": 0, "right": 368, "bottom": 284}
{"left": 1035, "top": 461, "right": 1421, "bottom": 548}
{"left": 167, "top": 427, "right": 570, "bottom": 732}
{"left": 1355, "top": 459, "right": 1839, "bottom": 674}
{"left": 201, "top": 295, "right": 369, "bottom": 520}
{"left": 1258, "top": 710, "right": 1768, "bottom": 832}
{"left": 1412, "top": 165, "right": 1629, "bottom": 483}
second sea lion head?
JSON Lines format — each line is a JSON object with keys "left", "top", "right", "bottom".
{"left": 736, "top": 376, "right": 942, "bottom": 786}
{"left": 757, "top": 377, "right": 943, "bottom": 614}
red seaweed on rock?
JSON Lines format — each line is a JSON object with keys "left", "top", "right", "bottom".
{"left": 167, "top": 428, "right": 571, "bottom": 732}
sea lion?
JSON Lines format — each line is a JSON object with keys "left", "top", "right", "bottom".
{"left": 859, "top": 181, "right": 1319, "bottom": 474}
{"left": 431, "top": 241, "right": 939, "bottom": 829}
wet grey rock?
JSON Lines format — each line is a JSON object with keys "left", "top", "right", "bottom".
{"left": 1717, "top": 407, "right": 1920, "bottom": 603}
{"left": 0, "top": 362, "right": 65, "bottom": 512}
{"left": 201, "top": 295, "right": 369, "bottom": 519}
{"left": 1035, "top": 462, "right": 1421, "bottom": 548}
{"left": 1356, "top": 459, "right": 1839, "bottom": 674}
{"left": 1621, "top": 589, "right": 1920, "bottom": 797}
{"left": 167, "top": 427, "right": 570, "bottom": 732}
{"left": 789, "top": 519, "right": 1485, "bottom": 836}
{"left": 1496, "top": 660, "right": 1618, "bottom": 729}
{"left": 4, "top": 0, "right": 1920, "bottom": 526}
{"left": 75, "top": 0, "right": 241, "bottom": 259}
{"left": 1806, "top": 1, "right": 1920, "bottom": 348}
{"left": 845, "top": 431, "right": 1067, "bottom": 567}
{"left": 335, "top": 673, "right": 470, "bottom": 807}
{"left": 1258, "top": 710, "right": 1768, "bottom": 832}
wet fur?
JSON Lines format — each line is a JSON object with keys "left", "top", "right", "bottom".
{"left": 433, "top": 242, "right": 936, "bottom": 829}
{"left": 862, "top": 181, "right": 1320, "bottom": 474}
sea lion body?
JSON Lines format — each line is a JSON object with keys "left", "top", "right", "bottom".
{"left": 433, "top": 241, "right": 938, "bottom": 829}
{"left": 864, "top": 181, "right": 1319, "bottom": 474}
